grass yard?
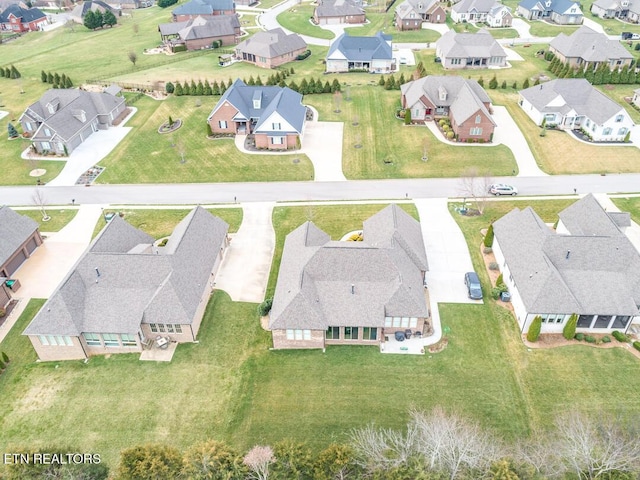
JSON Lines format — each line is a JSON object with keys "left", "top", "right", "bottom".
{"left": 15, "top": 208, "right": 78, "bottom": 232}
{"left": 612, "top": 196, "right": 640, "bottom": 221}
{"left": 96, "top": 95, "right": 314, "bottom": 184}
{"left": 596, "top": 84, "right": 640, "bottom": 124}
{"left": 276, "top": 4, "right": 335, "bottom": 40}
{"left": 451, "top": 22, "right": 518, "bottom": 38}
{"left": 308, "top": 87, "right": 517, "bottom": 179}
{"left": 90, "top": 207, "right": 243, "bottom": 239}
{"left": 344, "top": 12, "right": 441, "bottom": 43}
{"left": 491, "top": 90, "right": 640, "bottom": 174}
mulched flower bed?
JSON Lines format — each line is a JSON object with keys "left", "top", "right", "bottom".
{"left": 158, "top": 119, "right": 182, "bottom": 134}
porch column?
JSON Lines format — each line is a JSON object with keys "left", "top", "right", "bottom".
{"left": 607, "top": 316, "right": 616, "bottom": 329}
{"left": 588, "top": 315, "right": 597, "bottom": 329}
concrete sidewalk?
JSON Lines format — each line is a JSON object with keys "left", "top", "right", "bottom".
{"left": 214, "top": 202, "right": 275, "bottom": 303}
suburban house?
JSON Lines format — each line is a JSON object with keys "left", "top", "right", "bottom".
{"left": 207, "top": 79, "right": 306, "bottom": 150}
{"left": 492, "top": 194, "right": 640, "bottom": 336}
{"left": 590, "top": 0, "right": 640, "bottom": 20}
{"left": 401, "top": 75, "right": 496, "bottom": 142}
{"left": 435, "top": 29, "right": 507, "bottom": 69}
{"left": 394, "top": 0, "right": 446, "bottom": 31}
{"left": 451, "top": 0, "right": 512, "bottom": 26}
{"left": 20, "top": 88, "right": 127, "bottom": 155}
{"left": 171, "top": 0, "right": 235, "bottom": 22}
{"left": 548, "top": 25, "right": 634, "bottom": 71}
{"left": 0, "top": 4, "right": 47, "bottom": 31}
{"left": 158, "top": 14, "right": 240, "bottom": 50}
{"left": 516, "top": 0, "right": 583, "bottom": 24}
{"left": 22, "top": 207, "right": 230, "bottom": 362}
{"left": 313, "top": 0, "right": 366, "bottom": 25}
{"left": 632, "top": 88, "right": 640, "bottom": 107}
{"left": 104, "top": 0, "right": 154, "bottom": 9}
{"left": 0, "top": 206, "right": 42, "bottom": 278}
{"left": 235, "top": 28, "right": 307, "bottom": 68}
{"left": 70, "top": 0, "right": 118, "bottom": 23}
{"left": 268, "top": 204, "right": 429, "bottom": 350}
{"left": 518, "top": 78, "right": 634, "bottom": 141}
{"left": 326, "top": 31, "right": 395, "bottom": 73}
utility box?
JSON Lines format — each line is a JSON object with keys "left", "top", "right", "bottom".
{"left": 501, "top": 291, "right": 511, "bottom": 302}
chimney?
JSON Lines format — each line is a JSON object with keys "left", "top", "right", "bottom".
{"left": 566, "top": 250, "right": 571, "bottom": 259}
{"left": 351, "top": 284, "right": 355, "bottom": 294}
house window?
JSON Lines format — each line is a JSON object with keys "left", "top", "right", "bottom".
{"left": 393, "top": 316, "right": 401, "bottom": 327}
{"left": 150, "top": 324, "right": 158, "bottom": 333}
{"left": 121, "top": 334, "right": 137, "bottom": 347}
{"left": 218, "top": 120, "right": 228, "bottom": 129}
{"left": 475, "top": 115, "right": 482, "bottom": 124}
{"left": 612, "top": 316, "right": 630, "bottom": 329}
{"left": 39, "top": 335, "right": 49, "bottom": 346}
{"left": 83, "top": 333, "right": 101, "bottom": 346}
{"left": 286, "top": 329, "right": 294, "bottom": 340}
{"left": 41, "top": 142, "right": 51, "bottom": 150}
{"left": 270, "top": 136, "right": 284, "bottom": 145}
{"left": 44, "top": 128, "right": 51, "bottom": 136}
{"left": 326, "top": 326, "right": 340, "bottom": 339}
{"left": 272, "top": 122, "right": 281, "bottom": 130}
{"left": 166, "top": 324, "right": 175, "bottom": 333}
{"left": 577, "top": 314, "right": 594, "bottom": 328}
{"left": 344, "top": 327, "right": 358, "bottom": 340}
{"left": 259, "top": 56, "right": 266, "bottom": 62}
{"left": 451, "top": 58, "right": 461, "bottom": 65}
{"left": 25, "top": 121, "right": 32, "bottom": 131}
{"left": 603, "top": 127, "right": 612, "bottom": 135}
{"left": 615, "top": 114, "right": 624, "bottom": 122}
{"left": 593, "top": 315, "right": 612, "bottom": 328}
{"left": 175, "top": 325, "right": 183, "bottom": 334}
{"left": 102, "top": 333, "right": 119, "bottom": 347}
{"left": 384, "top": 316, "right": 392, "bottom": 327}
{"left": 286, "top": 329, "right": 311, "bottom": 340}
{"left": 585, "top": 119, "right": 590, "bottom": 127}
{"left": 414, "top": 109, "right": 421, "bottom": 118}
{"left": 410, "top": 318, "right": 418, "bottom": 328}
{"left": 158, "top": 324, "right": 166, "bottom": 333}
{"left": 618, "top": 127, "right": 628, "bottom": 136}
{"left": 470, "top": 127, "right": 483, "bottom": 136}
{"left": 362, "top": 327, "right": 377, "bottom": 340}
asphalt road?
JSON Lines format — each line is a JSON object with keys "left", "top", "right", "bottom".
{"left": 2, "top": 173, "right": 639, "bottom": 206}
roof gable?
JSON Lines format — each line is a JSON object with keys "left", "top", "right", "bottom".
{"left": 0, "top": 206, "right": 39, "bottom": 265}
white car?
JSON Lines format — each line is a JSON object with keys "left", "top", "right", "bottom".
{"left": 489, "top": 183, "right": 518, "bottom": 196}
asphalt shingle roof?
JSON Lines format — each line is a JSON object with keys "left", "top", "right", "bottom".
{"left": 172, "top": 0, "right": 234, "bottom": 15}
{"left": 550, "top": 25, "right": 633, "bottom": 63}
{"left": 269, "top": 204, "right": 428, "bottom": 330}
{"left": 23, "top": 207, "right": 229, "bottom": 337}
{"left": 235, "top": 28, "right": 307, "bottom": 60}
{"left": 395, "top": 0, "right": 440, "bottom": 19}
{"left": 315, "top": 0, "right": 364, "bottom": 17}
{"left": 0, "top": 206, "right": 39, "bottom": 266}
{"left": 327, "top": 31, "right": 393, "bottom": 61}
{"left": 436, "top": 29, "right": 506, "bottom": 60}
{"left": 0, "top": 3, "right": 46, "bottom": 23}
{"left": 518, "top": 78, "right": 627, "bottom": 125}
{"left": 452, "top": 0, "right": 500, "bottom": 14}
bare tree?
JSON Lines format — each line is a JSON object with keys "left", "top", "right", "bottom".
{"left": 422, "top": 136, "right": 429, "bottom": 162}
{"left": 515, "top": 432, "right": 564, "bottom": 479}
{"left": 458, "top": 167, "right": 492, "bottom": 215}
{"left": 64, "top": 19, "right": 75, "bottom": 32}
{"left": 243, "top": 445, "right": 275, "bottom": 480}
{"left": 176, "top": 138, "right": 186, "bottom": 164}
{"left": 32, "top": 188, "right": 51, "bottom": 222}
{"left": 333, "top": 91, "right": 342, "bottom": 113}
{"left": 554, "top": 413, "right": 640, "bottom": 480}
{"left": 128, "top": 51, "right": 138, "bottom": 66}
{"left": 132, "top": 22, "right": 139, "bottom": 35}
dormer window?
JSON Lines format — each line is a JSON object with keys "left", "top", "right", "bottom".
{"left": 253, "top": 91, "right": 262, "bottom": 109}
{"left": 615, "top": 114, "right": 624, "bottom": 122}
{"left": 475, "top": 115, "right": 481, "bottom": 124}
{"left": 438, "top": 85, "right": 447, "bottom": 101}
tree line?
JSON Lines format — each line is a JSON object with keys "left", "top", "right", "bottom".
{"left": 41, "top": 71, "right": 73, "bottom": 89}
{"left": 83, "top": 9, "right": 118, "bottom": 30}
{"left": 5, "top": 408, "right": 640, "bottom": 479}
{"left": 546, "top": 52, "right": 640, "bottom": 85}
{"left": 0, "top": 65, "right": 21, "bottom": 79}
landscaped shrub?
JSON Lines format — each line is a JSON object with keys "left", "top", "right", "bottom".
{"left": 633, "top": 341, "right": 640, "bottom": 352}
{"left": 158, "top": 0, "right": 178, "bottom": 6}
{"left": 575, "top": 333, "right": 585, "bottom": 341}
{"left": 612, "top": 330, "right": 629, "bottom": 342}
{"left": 165, "top": 81, "right": 174, "bottom": 94}
{"left": 0, "top": 359, "right": 5, "bottom": 370}
{"left": 527, "top": 316, "right": 542, "bottom": 342}
{"left": 257, "top": 298, "right": 273, "bottom": 316}
{"left": 446, "top": 131, "right": 454, "bottom": 139}
{"left": 1, "top": 352, "right": 8, "bottom": 363}
{"left": 172, "top": 44, "right": 187, "bottom": 53}
{"left": 496, "top": 273, "right": 503, "bottom": 286}
{"left": 491, "top": 287, "right": 503, "bottom": 300}
{"left": 483, "top": 246, "right": 492, "bottom": 254}
{"left": 158, "top": 238, "right": 168, "bottom": 247}
{"left": 489, "top": 261, "right": 499, "bottom": 270}
{"left": 563, "top": 313, "right": 577, "bottom": 340}
{"left": 602, "top": 336, "right": 611, "bottom": 343}
{"left": 404, "top": 109, "right": 411, "bottom": 125}
{"left": 0, "top": 307, "right": 5, "bottom": 317}
{"left": 484, "top": 223, "right": 494, "bottom": 247}
{"left": 585, "top": 335, "right": 596, "bottom": 343}
{"left": 296, "top": 49, "right": 311, "bottom": 61}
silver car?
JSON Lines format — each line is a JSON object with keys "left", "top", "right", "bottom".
{"left": 489, "top": 183, "right": 518, "bottom": 196}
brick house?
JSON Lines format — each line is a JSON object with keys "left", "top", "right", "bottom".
{"left": 171, "top": 0, "right": 235, "bottom": 22}
{"left": 0, "top": 206, "right": 42, "bottom": 278}
{"left": 0, "top": 4, "right": 47, "bottom": 32}
{"left": 22, "top": 207, "right": 229, "bottom": 362}
{"left": 313, "top": 0, "right": 366, "bottom": 25}
{"left": 268, "top": 204, "right": 429, "bottom": 350}
{"left": 207, "top": 79, "right": 306, "bottom": 150}
{"left": 394, "top": 0, "right": 446, "bottom": 30}
{"left": 235, "top": 28, "right": 307, "bottom": 68}
{"left": 159, "top": 14, "right": 240, "bottom": 50}
{"left": 401, "top": 75, "right": 496, "bottom": 142}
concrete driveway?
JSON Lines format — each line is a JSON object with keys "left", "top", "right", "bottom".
{"left": 258, "top": 0, "right": 332, "bottom": 46}
{"left": 422, "top": 22, "right": 450, "bottom": 35}
{"left": 214, "top": 202, "right": 275, "bottom": 303}
{"left": 511, "top": 18, "right": 531, "bottom": 38}
{"left": 415, "top": 198, "right": 480, "bottom": 304}
{"left": 302, "top": 121, "right": 347, "bottom": 181}
{"left": 12, "top": 205, "right": 105, "bottom": 299}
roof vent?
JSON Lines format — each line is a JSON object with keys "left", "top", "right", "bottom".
{"left": 351, "top": 284, "right": 355, "bottom": 294}
{"left": 95, "top": 267, "right": 101, "bottom": 283}
{"left": 566, "top": 250, "right": 571, "bottom": 259}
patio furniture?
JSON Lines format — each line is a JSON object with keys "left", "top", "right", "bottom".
{"left": 156, "top": 336, "right": 169, "bottom": 349}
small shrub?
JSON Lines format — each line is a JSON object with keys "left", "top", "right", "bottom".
{"left": 488, "top": 261, "right": 499, "bottom": 270}
{"left": 575, "top": 333, "right": 585, "bottom": 341}
{"left": 563, "top": 313, "right": 578, "bottom": 340}
{"left": 612, "top": 330, "right": 628, "bottom": 342}
{"left": 602, "top": 336, "right": 611, "bottom": 343}
{"left": 633, "top": 341, "right": 640, "bottom": 352}
{"left": 158, "top": 238, "right": 168, "bottom": 247}
{"left": 1, "top": 352, "right": 7, "bottom": 363}
{"left": 0, "top": 307, "right": 5, "bottom": 318}
{"left": 491, "top": 287, "right": 503, "bottom": 300}
{"left": 446, "top": 131, "right": 454, "bottom": 139}
{"left": 484, "top": 224, "right": 494, "bottom": 248}
{"left": 585, "top": 335, "right": 596, "bottom": 343}
{"left": 258, "top": 298, "right": 273, "bottom": 316}
{"left": 496, "top": 273, "right": 503, "bottom": 286}
{"left": 0, "top": 359, "right": 5, "bottom": 370}
{"left": 527, "top": 316, "right": 542, "bottom": 342}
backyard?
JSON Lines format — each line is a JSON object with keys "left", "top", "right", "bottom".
{"left": 3, "top": 201, "right": 640, "bottom": 475}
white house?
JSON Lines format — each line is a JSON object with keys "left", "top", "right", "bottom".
{"left": 325, "top": 31, "right": 395, "bottom": 73}
{"left": 518, "top": 79, "right": 634, "bottom": 141}
{"left": 492, "top": 194, "right": 640, "bottom": 336}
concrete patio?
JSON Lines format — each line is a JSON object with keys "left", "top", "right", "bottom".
{"left": 139, "top": 341, "right": 178, "bottom": 362}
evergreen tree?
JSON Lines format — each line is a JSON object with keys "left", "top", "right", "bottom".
{"left": 313, "top": 78, "right": 323, "bottom": 94}
{"left": 299, "top": 78, "right": 309, "bottom": 94}
{"left": 585, "top": 67, "right": 595, "bottom": 83}
{"left": 203, "top": 79, "right": 212, "bottom": 95}
{"left": 41, "top": 70, "right": 47, "bottom": 83}
{"left": 7, "top": 122, "right": 19, "bottom": 138}
{"left": 331, "top": 78, "right": 340, "bottom": 92}
{"left": 404, "top": 109, "right": 411, "bottom": 125}
{"left": 489, "top": 75, "right": 498, "bottom": 89}
{"left": 5, "top": 67, "right": 10, "bottom": 78}
{"left": 255, "top": 76, "right": 263, "bottom": 86}
{"left": 103, "top": 9, "right": 117, "bottom": 27}
{"left": 288, "top": 80, "right": 299, "bottom": 92}
{"left": 620, "top": 65, "right": 631, "bottom": 84}
{"left": 165, "top": 81, "right": 175, "bottom": 94}
{"left": 484, "top": 224, "right": 494, "bottom": 247}
{"left": 278, "top": 79, "right": 286, "bottom": 88}
{"left": 247, "top": 75, "right": 255, "bottom": 86}
{"left": 274, "top": 72, "right": 282, "bottom": 83}
{"left": 61, "top": 73, "right": 67, "bottom": 87}
{"left": 195, "top": 80, "right": 203, "bottom": 95}
{"left": 398, "top": 73, "right": 406, "bottom": 86}
{"left": 188, "top": 79, "right": 195, "bottom": 95}
{"left": 219, "top": 80, "right": 227, "bottom": 95}
{"left": 10, "top": 65, "right": 20, "bottom": 79}
{"left": 323, "top": 81, "right": 331, "bottom": 93}
{"left": 533, "top": 78, "right": 540, "bottom": 86}
{"left": 307, "top": 78, "right": 316, "bottom": 93}
{"left": 174, "top": 81, "right": 183, "bottom": 96}
{"left": 563, "top": 313, "right": 578, "bottom": 340}
{"left": 0, "top": 359, "right": 5, "bottom": 370}
{"left": 212, "top": 80, "right": 220, "bottom": 95}
{"left": 511, "top": 81, "right": 517, "bottom": 89}
{"left": 384, "top": 76, "right": 393, "bottom": 90}
{"left": 527, "top": 316, "right": 542, "bottom": 342}
{"left": 0, "top": 68, "right": 4, "bottom": 77}
{"left": 602, "top": 66, "right": 612, "bottom": 84}
{"left": 290, "top": 67, "right": 295, "bottom": 74}
{"left": 54, "top": 72, "right": 60, "bottom": 85}
{"left": 477, "top": 76, "right": 484, "bottom": 87}
{"left": 523, "top": 78, "right": 530, "bottom": 89}
{"left": 378, "top": 75, "right": 385, "bottom": 86}
{"left": 83, "top": 10, "right": 98, "bottom": 30}
{"left": 94, "top": 10, "right": 104, "bottom": 28}
{"left": 611, "top": 67, "right": 621, "bottom": 84}
{"left": 65, "top": 76, "right": 73, "bottom": 88}
{"left": 501, "top": 80, "right": 507, "bottom": 89}
{"left": 47, "top": 71, "right": 54, "bottom": 83}
{"left": 227, "top": 78, "right": 233, "bottom": 90}
{"left": 1, "top": 352, "right": 8, "bottom": 363}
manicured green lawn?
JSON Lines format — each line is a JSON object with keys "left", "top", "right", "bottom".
{"left": 96, "top": 95, "right": 314, "bottom": 184}
{"left": 15, "top": 208, "right": 78, "bottom": 232}
{"left": 344, "top": 12, "right": 441, "bottom": 42}
{"left": 276, "top": 4, "right": 335, "bottom": 40}
{"left": 612, "top": 196, "right": 640, "bottom": 221}
{"left": 595, "top": 84, "right": 640, "bottom": 124}
{"left": 308, "top": 87, "right": 517, "bottom": 179}
{"left": 451, "top": 22, "right": 518, "bottom": 38}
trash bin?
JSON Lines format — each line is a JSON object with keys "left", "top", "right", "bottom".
{"left": 501, "top": 291, "right": 511, "bottom": 302}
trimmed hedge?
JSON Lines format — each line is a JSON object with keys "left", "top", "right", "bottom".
{"left": 296, "top": 49, "right": 311, "bottom": 61}
{"left": 633, "top": 341, "right": 640, "bottom": 352}
{"left": 585, "top": 335, "right": 596, "bottom": 344}
{"left": 257, "top": 298, "right": 273, "bottom": 316}
{"left": 612, "top": 330, "right": 628, "bottom": 342}
{"left": 602, "top": 336, "right": 611, "bottom": 343}
{"left": 527, "top": 316, "right": 542, "bottom": 342}
{"left": 575, "top": 333, "right": 585, "bottom": 341}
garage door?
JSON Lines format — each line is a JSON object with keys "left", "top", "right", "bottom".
{"left": 5, "top": 250, "right": 27, "bottom": 276}
{"left": 326, "top": 17, "right": 341, "bottom": 24}
{"left": 26, "top": 237, "right": 38, "bottom": 254}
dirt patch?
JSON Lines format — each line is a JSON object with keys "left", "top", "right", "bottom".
{"left": 14, "top": 373, "right": 66, "bottom": 414}
{"left": 428, "top": 337, "right": 448, "bottom": 354}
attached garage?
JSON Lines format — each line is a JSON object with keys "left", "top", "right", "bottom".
{"left": 0, "top": 206, "right": 42, "bottom": 279}
{"left": 4, "top": 250, "right": 27, "bottom": 277}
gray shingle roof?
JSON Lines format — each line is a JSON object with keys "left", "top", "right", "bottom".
{"left": 269, "top": 204, "right": 428, "bottom": 330}
{"left": 550, "top": 26, "right": 633, "bottom": 63}
{"left": 159, "top": 14, "right": 239, "bottom": 40}
{"left": 452, "top": 0, "right": 500, "bottom": 15}
{"left": 395, "top": 0, "right": 440, "bottom": 19}
{"left": 327, "top": 31, "right": 393, "bottom": 61}
{"left": 0, "top": 206, "right": 39, "bottom": 266}
{"left": 23, "top": 207, "right": 229, "bottom": 337}
{"left": 207, "top": 79, "right": 306, "bottom": 134}
{"left": 235, "top": 28, "right": 306, "bottom": 60}
{"left": 518, "top": 79, "right": 627, "bottom": 125}
{"left": 493, "top": 197, "right": 640, "bottom": 316}
{"left": 0, "top": 3, "right": 46, "bottom": 23}
{"left": 315, "top": 0, "right": 364, "bottom": 17}
{"left": 436, "top": 29, "right": 506, "bottom": 60}
{"left": 518, "top": 0, "right": 581, "bottom": 14}
{"left": 558, "top": 193, "right": 626, "bottom": 237}
{"left": 172, "top": 0, "right": 234, "bottom": 15}
{"left": 70, "top": 0, "right": 115, "bottom": 20}
{"left": 20, "top": 89, "right": 125, "bottom": 143}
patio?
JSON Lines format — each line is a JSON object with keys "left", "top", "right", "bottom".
{"left": 139, "top": 341, "right": 178, "bottom": 362}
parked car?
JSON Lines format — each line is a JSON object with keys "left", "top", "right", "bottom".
{"left": 434, "top": 57, "right": 441, "bottom": 63}
{"left": 464, "top": 272, "right": 483, "bottom": 300}
{"left": 621, "top": 32, "right": 633, "bottom": 40}
{"left": 489, "top": 183, "right": 518, "bottom": 196}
